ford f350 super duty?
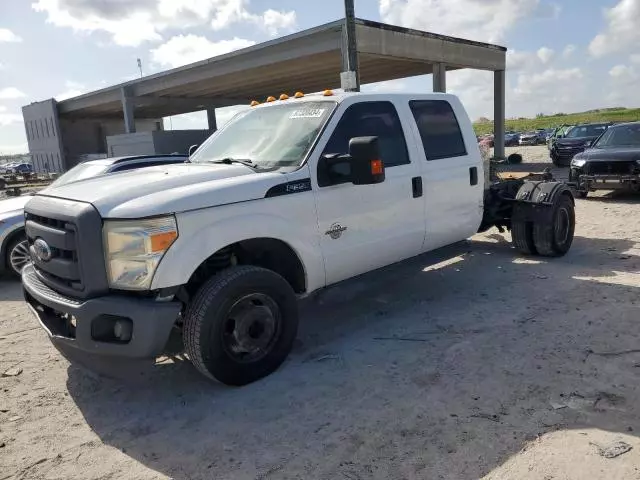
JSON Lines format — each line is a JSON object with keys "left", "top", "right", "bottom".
{"left": 21, "top": 92, "right": 576, "bottom": 386}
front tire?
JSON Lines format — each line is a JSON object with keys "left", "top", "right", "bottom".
{"left": 183, "top": 266, "right": 299, "bottom": 386}
{"left": 6, "top": 233, "right": 29, "bottom": 278}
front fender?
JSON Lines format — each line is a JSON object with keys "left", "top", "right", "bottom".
{"left": 151, "top": 205, "right": 325, "bottom": 293}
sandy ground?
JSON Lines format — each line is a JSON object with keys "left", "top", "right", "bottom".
{"left": 2, "top": 146, "right": 640, "bottom": 480}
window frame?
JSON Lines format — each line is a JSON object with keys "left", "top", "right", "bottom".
{"left": 409, "top": 99, "right": 467, "bottom": 161}
{"left": 317, "top": 100, "right": 412, "bottom": 188}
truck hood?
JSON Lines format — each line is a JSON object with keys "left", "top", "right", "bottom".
{"left": 35, "top": 163, "right": 286, "bottom": 218}
{"left": 0, "top": 195, "right": 32, "bottom": 215}
{"left": 574, "top": 147, "right": 640, "bottom": 162}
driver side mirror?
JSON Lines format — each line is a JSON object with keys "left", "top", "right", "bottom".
{"left": 348, "top": 136, "right": 385, "bottom": 185}
{"left": 319, "top": 136, "right": 385, "bottom": 187}
{"left": 188, "top": 144, "right": 199, "bottom": 156}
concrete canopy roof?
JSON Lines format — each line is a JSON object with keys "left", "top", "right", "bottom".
{"left": 56, "top": 18, "right": 506, "bottom": 120}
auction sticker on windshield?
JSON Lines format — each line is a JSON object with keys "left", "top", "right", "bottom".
{"left": 290, "top": 108, "right": 326, "bottom": 119}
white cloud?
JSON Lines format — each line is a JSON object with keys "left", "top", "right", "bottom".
{"left": 0, "top": 107, "right": 22, "bottom": 127}
{"left": 630, "top": 54, "right": 640, "bottom": 64}
{"left": 379, "top": 0, "right": 539, "bottom": 43}
{"left": 536, "top": 47, "right": 554, "bottom": 64}
{"left": 589, "top": 0, "right": 640, "bottom": 57}
{"left": 32, "top": 0, "right": 296, "bottom": 47}
{"left": 55, "top": 81, "right": 88, "bottom": 101}
{"left": 150, "top": 34, "right": 255, "bottom": 68}
{"left": 0, "top": 28, "right": 22, "bottom": 43}
{"left": 0, "top": 143, "right": 28, "bottom": 155}
{"left": 562, "top": 44, "right": 576, "bottom": 58}
{"left": 609, "top": 64, "right": 635, "bottom": 79}
{"left": 260, "top": 9, "right": 297, "bottom": 36}
{"left": 0, "top": 87, "right": 27, "bottom": 100}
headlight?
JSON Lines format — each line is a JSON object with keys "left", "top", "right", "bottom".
{"left": 571, "top": 159, "right": 586, "bottom": 167}
{"left": 103, "top": 216, "right": 178, "bottom": 290}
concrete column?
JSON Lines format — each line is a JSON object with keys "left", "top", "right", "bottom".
{"left": 432, "top": 63, "right": 447, "bottom": 93}
{"left": 340, "top": 0, "right": 360, "bottom": 92}
{"left": 120, "top": 87, "right": 136, "bottom": 134}
{"left": 493, "top": 70, "right": 506, "bottom": 160}
{"left": 206, "top": 108, "right": 217, "bottom": 131}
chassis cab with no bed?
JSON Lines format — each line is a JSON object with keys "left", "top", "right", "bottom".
{"left": 21, "top": 91, "right": 576, "bottom": 385}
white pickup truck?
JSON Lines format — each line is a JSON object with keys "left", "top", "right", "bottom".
{"left": 22, "top": 91, "right": 576, "bottom": 385}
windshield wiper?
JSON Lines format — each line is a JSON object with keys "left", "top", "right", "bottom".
{"left": 207, "top": 157, "right": 257, "bottom": 169}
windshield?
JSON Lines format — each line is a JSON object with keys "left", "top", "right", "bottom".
{"left": 565, "top": 124, "right": 608, "bottom": 138}
{"left": 49, "top": 162, "right": 110, "bottom": 188}
{"left": 190, "top": 101, "right": 337, "bottom": 169}
{"left": 593, "top": 124, "right": 640, "bottom": 148}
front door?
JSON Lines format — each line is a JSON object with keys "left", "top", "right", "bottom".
{"left": 312, "top": 100, "right": 426, "bottom": 286}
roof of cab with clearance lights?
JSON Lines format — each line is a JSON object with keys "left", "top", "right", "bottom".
{"left": 48, "top": 18, "right": 506, "bottom": 120}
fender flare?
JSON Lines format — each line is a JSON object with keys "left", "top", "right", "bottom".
{"left": 513, "top": 181, "right": 574, "bottom": 223}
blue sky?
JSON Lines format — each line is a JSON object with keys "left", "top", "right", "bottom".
{"left": 1, "top": 0, "right": 639, "bottom": 154}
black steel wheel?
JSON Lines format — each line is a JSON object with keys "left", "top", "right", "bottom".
{"left": 532, "top": 194, "right": 575, "bottom": 257}
{"left": 183, "top": 266, "right": 298, "bottom": 386}
{"left": 6, "top": 233, "right": 29, "bottom": 278}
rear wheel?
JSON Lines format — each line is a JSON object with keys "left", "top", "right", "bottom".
{"left": 183, "top": 266, "right": 299, "bottom": 386}
{"left": 6, "top": 233, "right": 29, "bottom": 278}
{"left": 532, "top": 194, "right": 575, "bottom": 257}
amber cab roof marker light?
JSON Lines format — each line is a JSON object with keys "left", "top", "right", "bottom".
{"left": 250, "top": 100, "right": 260, "bottom": 107}
{"left": 279, "top": 93, "right": 289, "bottom": 100}
{"left": 266, "top": 96, "right": 276, "bottom": 102}
{"left": 294, "top": 91, "right": 304, "bottom": 98}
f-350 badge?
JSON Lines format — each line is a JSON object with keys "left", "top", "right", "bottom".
{"left": 325, "top": 223, "right": 347, "bottom": 240}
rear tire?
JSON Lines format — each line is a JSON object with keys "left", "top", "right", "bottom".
{"left": 183, "top": 265, "right": 298, "bottom": 386}
{"left": 532, "top": 194, "right": 575, "bottom": 257}
{"left": 511, "top": 209, "right": 537, "bottom": 255}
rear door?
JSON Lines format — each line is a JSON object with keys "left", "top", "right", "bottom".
{"left": 406, "top": 98, "right": 484, "bottom": 251}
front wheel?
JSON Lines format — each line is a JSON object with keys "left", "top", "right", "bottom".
{"left": 183, "top": 266, "right": 299, "bottom": 386}
{"left": 6, "top": 233, "right": 29, "bottom": 278}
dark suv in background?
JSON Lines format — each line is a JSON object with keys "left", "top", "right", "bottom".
{"left": 550, "top": 123, "right": 611, "bottom": 166}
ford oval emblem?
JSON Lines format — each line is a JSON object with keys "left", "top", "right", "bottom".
{"left": 33, "top": 238, "right": 52, "bottom": 263}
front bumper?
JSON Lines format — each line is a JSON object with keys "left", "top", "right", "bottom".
{"left": 22, "top": 264, "right": 181, "bottom": 359}
{"left": 578, "top": 173, "right": 640, "bottom": 191}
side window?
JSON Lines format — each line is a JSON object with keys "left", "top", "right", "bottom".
{"left": 409, "top": 100, "right": 467, "bottom": 160}
{"left": 322, "top": 101, "right": 410, "bottom": 168}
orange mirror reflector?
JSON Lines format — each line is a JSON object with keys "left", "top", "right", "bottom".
{"left": 370, "top": 159, "right": 383, "bottom": 175}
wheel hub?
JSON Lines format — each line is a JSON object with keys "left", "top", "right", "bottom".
{"left": 223, "top": 293, "right": 280, "bottom": 362}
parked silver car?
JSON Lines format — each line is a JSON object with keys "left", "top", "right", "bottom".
{"left": 0, "top": 154, "right": 187, "bottom": 278}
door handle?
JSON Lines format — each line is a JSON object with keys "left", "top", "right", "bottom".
{"left": 469, "top": 167, "right": 478, "bottom": 186}
{"left": 411, "top": 176, "right": 423, "bottom": 198}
